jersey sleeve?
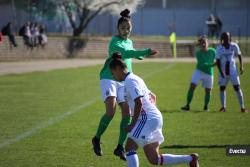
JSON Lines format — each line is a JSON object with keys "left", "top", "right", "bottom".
{"left": 234, "top": 43, "right": 241, "bottom": 56}
{"left": 126, "top": 79, "right": 144, "bottom": 101}
{"left": 112, "top": 40, "right": 151, "bottom": 60}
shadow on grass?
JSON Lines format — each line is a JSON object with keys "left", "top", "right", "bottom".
{"left": 160, "top": 109, "right": 218, "bottom": 113}
{"left": 160, "top": 144, "right": 234, "bottom": 149}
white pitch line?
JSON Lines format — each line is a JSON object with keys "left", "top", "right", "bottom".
{"left": 0, "top": 98, "right": 98, "bottom": 149}
{"left": 141, "top": 63, "right": 175, "bottom": 78}
{"left": 0, "top": 63, "right": 175, "bottom": 149}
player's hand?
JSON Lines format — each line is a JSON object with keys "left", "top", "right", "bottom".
{"left": 149, "top": 92, "right": 157, "bottom": 104}
{"left": 240, "top": 66, "right": 244, "bottom": 75}
{"left": 149, "top": 49, "right": 158, "bottom": 56}
{"left": 124, "top": 124, "right": 134, "bottom": 132}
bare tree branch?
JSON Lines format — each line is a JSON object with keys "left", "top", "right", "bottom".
{"left": 63, "top": 2, "right": 76, "bottom": 29}
{"left": 82, "top": 1, "right": 120, "bottom": 30}
{"left": 60, "top": 0, "right": 145, "bottom": 36}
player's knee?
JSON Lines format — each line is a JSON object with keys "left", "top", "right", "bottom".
{"left": 205, "top": 88, "right": 211, "bottom": 93}
{"left": 220, "top": 86, "right": 226, "bottom": 91}
{"left": 105, "top": 106, "right": 115, "bottom": 117}
{"left": 119, "top": 102, "right": 130, "bottom": 117}
{"left": 190, "top": 83, "right": 197, "bottom": 90}
{"left": 233, "top": 85, "right": 240, "bottom": 91}
{"left": 106, "top": 111, "right": 115, "bottom": 117}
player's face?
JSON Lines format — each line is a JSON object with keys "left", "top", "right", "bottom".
{"left": 110, "top": 67, "right": 123, "bottom": 81}
{"left": 118, "top": 21, "right": 132, "bottom": 40}
{"left": 199, "top": 39, "right": 208, "bottom": 51}
{"left": 222, "top": 33, "right": 230, "bottom": 44}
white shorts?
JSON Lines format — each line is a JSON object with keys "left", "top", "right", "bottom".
{"left": 218, "top": 74, "right": 240, "bottom": 86}
{"left": 100, "top": 79, "right": 125, "bottom": 103}
{"left": 129, "top": 111, "right": 164, "bottom": 148}
{"left": 191, "top": 69, "right": 214, "bottom": 89}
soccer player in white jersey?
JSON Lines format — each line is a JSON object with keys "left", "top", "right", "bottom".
{"left": 216, "top": 32, "right": 248, "bottom": 113}
{"left": 109, "top": 52, "right": 199, "bottom": 167}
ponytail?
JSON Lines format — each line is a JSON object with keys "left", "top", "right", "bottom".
{"left": 117, "top": 9, "right": 131, "bottom": 27}
{"left": 109, "top": 52, "right": 127, "bottom": 70}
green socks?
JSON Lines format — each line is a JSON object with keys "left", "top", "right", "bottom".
{"left": 118, "top": 117, "right": 131, "bottom": 147}
{"left": 187, "top": 88, "right": 194, "bottom": 106}
{"left": 95, "top": 114, "right": 113, "bottom": 139}
{"left": 95, "top": 115, "right": 131, "bottom": 147}
{"left": 204, "top": 92, "right": 211, "bottom": 107}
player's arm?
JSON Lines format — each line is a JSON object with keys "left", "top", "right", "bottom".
{"left": 113, "top": 42, "right": 157, "bottom": 59}
{"left": 238, "top": 54, "right": 244, "bottom": 74}
{"left": 125, "top": 97, "right": 142, "bottom": 132}
{"left": 215, "top": 47, "right": 225, "bottom": 77}
{"left": 216, "top": 58, "right": 225, "bottom": 78}
{"left": 234, "top": 43, "right": 244, "bottom": 74}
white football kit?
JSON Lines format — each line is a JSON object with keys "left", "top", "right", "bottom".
{"left": 216, "top": 42, "right": 241, "bottom": 86}
{"left": 100, "top": 79, "right": 125, "bottom": 103}
{"left": 124, "top": 72, "right": 164, "bottom": 147}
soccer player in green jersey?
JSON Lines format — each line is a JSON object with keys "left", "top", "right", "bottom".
{"left": 92, "top": 9, "right": 157, "bottom": 160}
{"left": 181, "top": 36, "right": 216, "bottom": 111}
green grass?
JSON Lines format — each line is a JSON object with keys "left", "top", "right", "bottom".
{"left": 0, "top": 62, "right": 249, "bottom": 167}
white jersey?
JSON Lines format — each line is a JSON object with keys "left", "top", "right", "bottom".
{"left": 124, "top": 73, "right": 161, "bottom": 120}
{"left": 216, "top": 42, "right": 241, "bottom": 75}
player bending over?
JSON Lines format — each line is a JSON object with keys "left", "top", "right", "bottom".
{"left": 181, "top": 36, "right": 216, "bottom": 111}
{"left": 216, "top": 32, "right": 248, "bottom": 113}
{"left": 109, "top": 52, "right": 199, "bottom": 167}
{"left": 92, "top": 9, "right": 157, "bottom": 160}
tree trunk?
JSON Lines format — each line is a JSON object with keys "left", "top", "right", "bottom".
{"left": 73, "top": 28, "right": 83, "bottom": 37}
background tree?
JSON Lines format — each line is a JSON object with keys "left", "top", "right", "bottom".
{"left": 58, "top": 0, "right": 145, "bottom": 36}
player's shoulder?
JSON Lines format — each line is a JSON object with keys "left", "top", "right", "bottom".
{"left": 216, "top": 44, "right": 224, "bottom": 52}
{"left": 110, "top": 35, "right": 120, "bottom": 43}
{"left": 230, "top": 42, "right": 239, "bottom": 48}
{"left": 125, "top": 73, "right": 141, "bottom": 85}
{"left": 208, "top": 47, "right": 216, "bottom": 54}
{"left": 110, "top": 36, "right": 132, "bottom": 45}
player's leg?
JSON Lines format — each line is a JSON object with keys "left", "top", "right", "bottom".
{"left": 125, "top": 138, "right": 139, "bottom": 167}
{"left": 114, "top": 101, "right": 130, "bottom": 160}
{"left": 143, "top": 142, "right": 199, "bottom": 166}
{"left": 231, "top": 76, "right": 248, "bottom": 112}
{"left": 181, "top": 83, "right": 197, "bottom": 111}
{"left": 219, "top": 86, "right": 226, "bottom": 112}
{"left": 218, "top": 75, "right": 228, "bottom": 112}
{"left": 181, "top": 70, "right": 199, "bottom": 111}
{"left": 204, "top": 88, "right": 211, "bottom": 111}
{"left": 92, "top": 80, "right": 117, "bottom": 156}
{"left": 92, "top": 96, "right": 116, "bottom": 156}
{"left": 114, "top": 84, "right": 131, "bottom": 160}
{"left": 202, "top": 73, "right": 213, "bottom": 111}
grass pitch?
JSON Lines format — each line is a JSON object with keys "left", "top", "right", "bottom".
{"left": 0, "top": 62, "right": 249, "bottom": 167}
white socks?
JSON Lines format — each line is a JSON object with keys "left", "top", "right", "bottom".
{"left": 221, "top": 89, "right": 245, "bottom": 109}
{"left": 126, "top": 151, "right": 193, "bottom": 166}
{"left": 220, "top": 91, "right": 226, "bottom": 107}
{"left": 126, "top": 151, "right": 139, "bottom": 167}
{"left": 158, "top": 154, "right": 192, "bottom": 165}
{"left": 236, "top": 89, "right": 244, "bottom": 108}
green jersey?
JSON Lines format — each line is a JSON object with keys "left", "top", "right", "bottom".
{"left": 195, "top": 48, "right": 216, "bottom": 75}
{"left": 100, "top": 36, "right": 150, "bottom": 80}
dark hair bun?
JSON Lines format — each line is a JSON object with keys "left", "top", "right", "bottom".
{"left": 112, "top": 52, "right": 122, "bottom": 59}
{"left": 120, "top": 9, "right": 130, "bottom": 18}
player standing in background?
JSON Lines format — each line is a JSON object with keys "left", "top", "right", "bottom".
{"left": 91, "top": 9, "right": 157, "bottom": 160}
{"left": 216, "top": 32, "right": 248, "bottom": 113}
{"left": 181, "top": 36, "right": 216, "bottom": 111}
{"left": 109, "top": 53, "right": 199, "bottom": 167}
